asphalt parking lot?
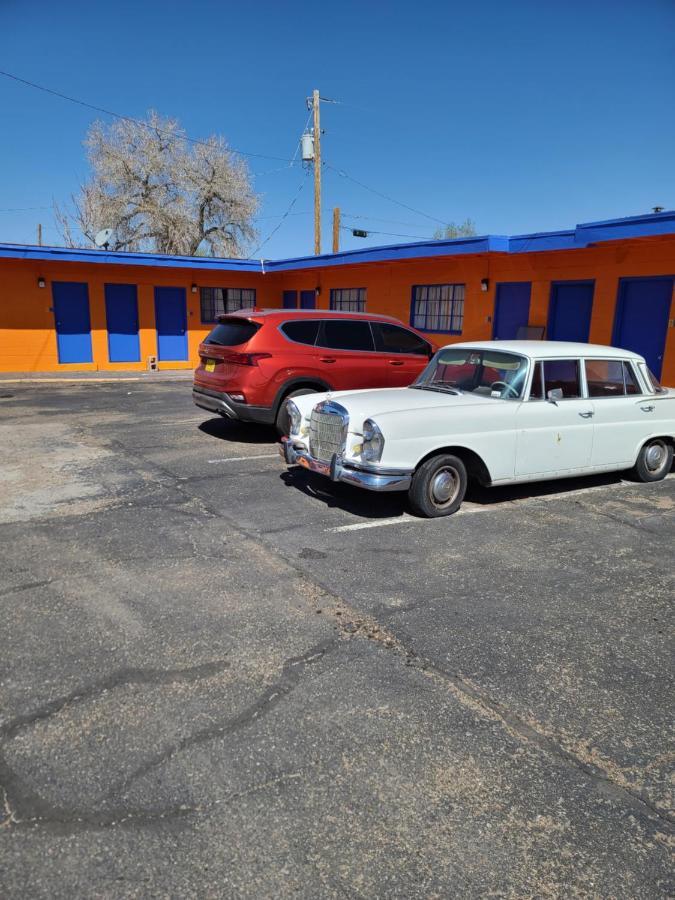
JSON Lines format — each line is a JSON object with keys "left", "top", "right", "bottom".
{"left": 0, "top": 378, "right": 673, "bottom": 898}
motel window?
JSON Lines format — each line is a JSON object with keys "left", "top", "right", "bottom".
{"left": 411, "top": 284, "right": 464, "bottom": 334}
{"left": 330, "top": 288, "right": 366, "bottom": 312}
{"left": 200, "top": 287, "right": 256, "bottom": 323}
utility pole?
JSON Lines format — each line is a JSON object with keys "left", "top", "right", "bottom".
{"left": 37, "top": 223, "right": 42, "bottom": 246}
{"left": 332, "top": 207, "right": 340, "bottom": 253}
{"left": 312, "top": 89, "right": 321, "bottom": 255}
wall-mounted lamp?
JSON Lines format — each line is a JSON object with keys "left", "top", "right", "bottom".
{"left": 191, "top": 283, "right": 198, "bottom": 294}
{"left": 480, "top": 278, "right": 490, "bottom": 292}
{"left": 315, "top": 285, "right": 322, "bottom": 295}
{"left": 37, "top": 276, "right": 46, "bottom": 289}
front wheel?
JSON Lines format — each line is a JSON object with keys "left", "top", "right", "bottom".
{"left": 275, "top": 388, "right": 318, "bottom": 437}
{"left": 408, "top": 454, "right": 468, "bottom": 518}
{"left": 632, "top": 439, "right": 673, "bottom": 482}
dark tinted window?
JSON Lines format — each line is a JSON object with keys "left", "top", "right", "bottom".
{"left": 373, "top": 322, "right": 430, "bottom": 355}
{"left": 280, "top": 320, "right": 320, "bottom": 346}
{"left": 543, "top": 359, "right": 581, "bottom": 398}
{"left": 319, "top": 320, "right": 374, "bottom": 352}
{"left": 204, "top": 319, "right": 259, "bottom": 346}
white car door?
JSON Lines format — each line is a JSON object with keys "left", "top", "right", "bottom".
{"left": 585, "top": 359, "right": 647, "bottom": 466}
{"left": 515, "top": 359, "right": 595, "bottom": 476}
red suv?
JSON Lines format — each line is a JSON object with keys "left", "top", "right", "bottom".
{"left": 193, "top": 309, "right": 435, "bottom": 433}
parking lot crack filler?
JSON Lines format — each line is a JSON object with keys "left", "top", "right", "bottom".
{"left": 0, "top": 641, "right": 336, "bottom": 832}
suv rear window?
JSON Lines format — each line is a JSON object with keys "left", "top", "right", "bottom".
{"left": 280, "top": 320, "right": 320, "bottom": 346}
{"left": 319, "top": 320, "right": 374, "bottom": 352}
{"left": 204, "top": 319, "right": 259, "bottom": 346}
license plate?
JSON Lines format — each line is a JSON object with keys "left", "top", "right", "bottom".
{"left": 204, "top": 359, "right": 216, "bottom": 373}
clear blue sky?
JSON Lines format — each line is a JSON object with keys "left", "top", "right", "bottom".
{"left": 1, "top": 0, "right": 674, "bottom": 258}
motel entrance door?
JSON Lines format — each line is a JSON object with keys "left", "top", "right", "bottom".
{"left": 547, "top": 281, "right": 594, "bottom": 343}
{"left": 154, "top": 287, "right": 188, "bottom": 361}
{"left": 493, "top": 282, "right": 531, "bottom": 340}
{"left": 52, "top": 282, "right": 93, "bottom": 364}
{"left": 612, "top": 277, "right": 673, "bottom": 378}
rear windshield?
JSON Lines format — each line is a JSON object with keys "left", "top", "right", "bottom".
{"left": 204, "top": 319, "right": 259, "bottom": 346}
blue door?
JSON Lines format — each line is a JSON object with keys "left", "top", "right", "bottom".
{"left": 548, "top": 281, "right": 594, "bottom": 342}
{"left": 52, "top": 282, "right": 92, "bottom": 363}
{"left": 493, "top": 282, "right": 531, "bottom": 340}
{"left": 105, "top": 284, "right": 140, "bottom": 362}
{"left": 612, "top": 277, "right": 673, "bottom": 377}
{"left": 300, "top": 290, "right": 316, "bottom": 310}
{"left": 283, "top": 290, "right": 298, "bottom": 309}
{"left": 154, "top": 287, "right": 188, "bottom": 361}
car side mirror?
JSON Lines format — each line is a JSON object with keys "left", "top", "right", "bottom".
{"left": 547, "top": 388, "right": 563, "bottom": 404}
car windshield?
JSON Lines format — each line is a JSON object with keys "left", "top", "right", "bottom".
{"left": 412, "top": 348, "right": 529, "bottom": 399}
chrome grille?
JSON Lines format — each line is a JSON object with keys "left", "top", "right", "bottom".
{"left": 309, "top": 402, "right": 348, "bottom": 462}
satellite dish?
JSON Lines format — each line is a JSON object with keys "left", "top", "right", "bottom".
{"left": 94, "top": 228, "right": 115, "bottom": 249}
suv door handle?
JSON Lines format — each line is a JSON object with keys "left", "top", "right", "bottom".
{"left": 388, "top": 360, "right": 405, "bottom": 366}
{"left": 640, "top": 405, "right": 655, "bottom": 412}
{"left": 320, "top": 357, "right": 336, "bottom": 363}
{"left": 578, "top": 411, "right": 594, "bottom": 418}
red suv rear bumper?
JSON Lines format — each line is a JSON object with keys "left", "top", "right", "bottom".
{"left": 192, "top": 386, "right": 275, "bottom": 425}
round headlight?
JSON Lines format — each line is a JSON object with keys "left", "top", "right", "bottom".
{"left": 286, "top": 400, "right": 302, "bottom": 435}
{"left": 362, "top": 418, "right": 384, "bottom": 462}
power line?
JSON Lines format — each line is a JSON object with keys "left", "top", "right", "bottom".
{"left": 0, "top": 69, "right": 294, "bottom": 164}
{"left": 341, "top": 212, "right": 432, "bottom": 229}
{"left": 0, "top": 206, "right": 52, "bottom": 213}
{"left": 326, "top": 163, "right": 447, "bottom": 226}
{"left": 340, "top": 226, "right": 431, "bottom": 241}
{"left": 249, "top": 181, "right": 306, "bottom": 258}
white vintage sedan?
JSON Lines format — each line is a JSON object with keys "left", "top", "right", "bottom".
{"left": 279, "top": 341, "right": 674, "bottom": 517}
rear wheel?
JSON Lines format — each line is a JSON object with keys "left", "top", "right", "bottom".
{"left": 275, "top": 388, "right": 319, "bottom": 437}
{"left": 408, "top": 454, "right": 468, "bottom": 518}
{"left": 632, "top": 438, "right": 673, "bottom": 482}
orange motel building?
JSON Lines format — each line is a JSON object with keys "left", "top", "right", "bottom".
{"left": 0, "top": 210, "right": 674, "bottom": 383}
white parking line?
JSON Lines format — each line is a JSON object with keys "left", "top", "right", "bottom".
{"left": 329, "top": 515, "right": 417, "bottom": 532}
{"left": 207, "top": 454, "right": 279, "bottom": 464}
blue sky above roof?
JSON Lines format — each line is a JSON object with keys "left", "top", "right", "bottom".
{"left": 1, "top": 0, "right": 674, "bottom": 256}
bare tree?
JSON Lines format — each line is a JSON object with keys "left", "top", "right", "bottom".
{"left": 433, "top": 219, "right": 477, "bottom": 240}
{"left": 56, "top": 112, "right": 259, "bottom": 257}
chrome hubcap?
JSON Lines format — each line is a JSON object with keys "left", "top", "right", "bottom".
{"left": 431, "top": 467, "right": 459, "bottom": 505}
{"left": 646, "top": 442, "right": 666, "bottom": 471}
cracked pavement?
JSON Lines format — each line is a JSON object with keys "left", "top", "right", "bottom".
{"left": 0, "top": 381, "right": 673, "bottom": 898}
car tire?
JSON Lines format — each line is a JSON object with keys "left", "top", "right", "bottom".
{"left": 275, "top": 388, "right": 319, "bottom": 437}
{"left": 408, "top": 453, "right": 468, "bottom": 518}
{"left": 632, "top": 438, "right": 673, "bottom": 483}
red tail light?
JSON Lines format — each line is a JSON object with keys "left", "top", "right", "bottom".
{"left": 220, "top": 352, "right": 272, "bottom": 366}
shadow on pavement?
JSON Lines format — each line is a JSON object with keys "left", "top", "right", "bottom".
{"left": 198, "top": 416, "right": 277, "bottom": 445}
{"left": 280, "top": 462, "right": 674, "bottom": 520}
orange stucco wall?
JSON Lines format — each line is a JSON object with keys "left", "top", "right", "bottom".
{"left": 0, "top": 259, "right": 272, "bottom": 373}
{"left": 1, "top": 234, "right": 674, "bottom": 382}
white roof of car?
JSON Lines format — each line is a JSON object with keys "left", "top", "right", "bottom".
{"left": 445, "top": 340, "right": 644, "bottom": 361}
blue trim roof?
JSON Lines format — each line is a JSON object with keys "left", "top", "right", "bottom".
{"left": 0, "top": 243, "right": 264, "bottom": 271}
{"left": 1, "top": 210, "right": 673, "bottom": 272}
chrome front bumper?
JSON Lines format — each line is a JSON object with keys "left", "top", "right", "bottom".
{"left": 279, "top": 437, "right": 412, "bottom": 493}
